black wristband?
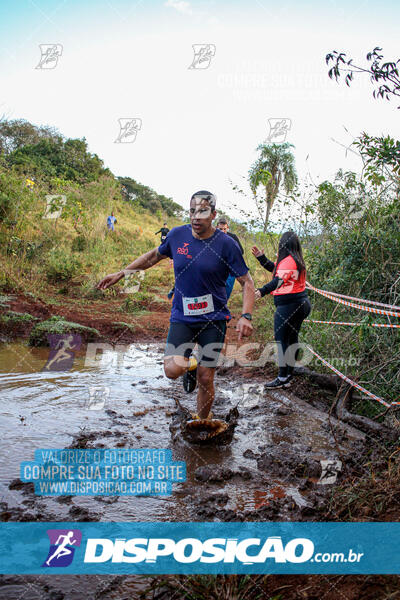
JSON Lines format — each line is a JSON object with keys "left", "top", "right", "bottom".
{"left": 241, "top": 313, "right": 252, "bottom": 321}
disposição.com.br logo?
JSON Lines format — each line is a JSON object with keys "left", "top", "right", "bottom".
{"left": 38, "top": 531, "right": 365, "bottom": 569}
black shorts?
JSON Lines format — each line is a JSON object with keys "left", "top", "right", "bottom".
{"left": 165, "top": 320, "right": 227, "bottom": 367}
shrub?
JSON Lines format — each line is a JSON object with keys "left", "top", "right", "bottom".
{"left": 120, "top": 291, "right": 154, "bottom": 313}
{"left": 29, "top": 315, "right": 100, "bottom": 346}
{"left": 71, "top": 235, "right": 87, "bottom": 252}
{"left": 46, "top": 249, "right": 82, "bottom": 282}
{"left": 0, "top": 311, "right": 38, "bottom": 323}
{"left": 6, "top": 236, "right": 44, "bottom": 260}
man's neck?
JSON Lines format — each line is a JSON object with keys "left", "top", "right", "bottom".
{"left": 192, "top": 225, "right": 216, "bottom": 240}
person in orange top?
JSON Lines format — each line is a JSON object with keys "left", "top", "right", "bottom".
{"left": 252, "top": 231, "right": 311, "bottom": 389}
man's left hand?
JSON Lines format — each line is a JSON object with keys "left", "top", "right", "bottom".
{"left": 236, "top": 316, "right": 253, "bottom": 341}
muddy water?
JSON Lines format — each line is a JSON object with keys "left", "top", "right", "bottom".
{"left": 0, "top": 341, "right": 366, "bottom": 524}
{"left": 0, "top": 340, "right": 367, "bottom": 598}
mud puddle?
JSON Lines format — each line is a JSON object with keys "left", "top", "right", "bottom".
{"left": 0, "top": 341, "right": 366, "bottom": 526}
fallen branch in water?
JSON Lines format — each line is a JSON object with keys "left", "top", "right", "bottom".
{"left": 295, "top": 366, "right": 398, "bottom": 441}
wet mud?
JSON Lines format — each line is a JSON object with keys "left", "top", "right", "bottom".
{"left": 0, "top": 341, "right": 367, "bottom": 525}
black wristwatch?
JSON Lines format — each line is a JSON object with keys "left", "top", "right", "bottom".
{"left": 240, "top": 313, "right": 252, "bottom": 321}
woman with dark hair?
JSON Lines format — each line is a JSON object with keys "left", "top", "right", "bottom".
{"left": 252, "top": 231, "right": 311, "bottom": 389}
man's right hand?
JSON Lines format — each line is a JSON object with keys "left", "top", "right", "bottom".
{"left": 251, "top": 245, "right": 264, "bottom": 258}
{"left": 96, "top": 271, "right": 124, "bottom": 290}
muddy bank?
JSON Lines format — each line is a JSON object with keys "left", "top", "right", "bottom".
{"left": 0, "top": 292, "right": 170, "bottom": 345}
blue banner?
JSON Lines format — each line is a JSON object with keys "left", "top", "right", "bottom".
{"left": 20, "top": 449, "right": 186, "bottom": 496}
{"left": 0, "top": 522, "right": 399, "bottom": 574}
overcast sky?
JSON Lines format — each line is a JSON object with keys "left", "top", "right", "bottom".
{"left": 0, "top": 0, "right": 399, "bottom": 220}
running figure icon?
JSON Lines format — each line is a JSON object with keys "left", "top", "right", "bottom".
{"left": 43, "top": 334, "right": 77, "bottom": 371}
{"left": 45, "top": 531, "right": 77, "bottom": 566}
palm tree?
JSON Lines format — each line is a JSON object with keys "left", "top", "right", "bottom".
{"left": 249, "top": 142, "right": 297, "bottom": 232}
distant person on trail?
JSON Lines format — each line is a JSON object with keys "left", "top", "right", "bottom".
{"left": 107, "top": 212, "right": 117, "bottom": 232}
{"left": 216, "top": 218, "right": 244, "bottom": 300}
{"left": 252, "top": 231, "right": 311, "bottom": 389}
{"left": 97, "top": 190, "right": 255, "bottom": 421}
{"left": 155, "top": 223, "right": 170, "bottom": 243}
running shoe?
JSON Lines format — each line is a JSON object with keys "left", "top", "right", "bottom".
{"left": 190, "top": 411, "right": 213, "bottom": 421}
{"left": 183, "top": 358, "right": 197, "bottom": 393}
{"left": 264, "top": 376, "right": 292, "bottom": 390}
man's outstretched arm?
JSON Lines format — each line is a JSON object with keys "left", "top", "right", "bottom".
{"left": 96, "top": 248, "right": 167, "bottom": 290}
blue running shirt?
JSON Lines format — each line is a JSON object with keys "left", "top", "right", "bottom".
{"left": 107, "top": 215, "right": 117, "bottom": 230}
{"left": 158, "top": 225, "right": 249, "bottom": 323}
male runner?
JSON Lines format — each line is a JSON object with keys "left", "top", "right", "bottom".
{"left": 155, "top": 222, "right": 170, "bottom": 243}
{"left": 107, "top": 211, "right": 117, "bottom": 232}
{"left": 167, "top": 217, "right": 243, "bottom": 301}
{"left": 97, "top": 191, "right": 255, "bottom": 420}
{"left": 216, "top": 218, "right": 244, "bottom": 299}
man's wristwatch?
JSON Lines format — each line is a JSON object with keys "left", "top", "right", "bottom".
{"left": 240, "top": 313, "right": 252, "bottom": 321}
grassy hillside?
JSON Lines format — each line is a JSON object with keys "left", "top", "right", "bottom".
{"left": 0, "top": 169, "right": 182, "bottom": 301}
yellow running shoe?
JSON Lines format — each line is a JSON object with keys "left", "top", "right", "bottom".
{"left": 183, "top": 356, "right": 198, "bottom": 393}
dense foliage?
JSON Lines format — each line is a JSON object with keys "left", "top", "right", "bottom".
{"left": 0, "top": 119, "right": 109, "bottom": 183}
{"left": 118, "top": 176, "right": 184, "bottom": 218}
{"left": 300, "top": 136, "right": 400, "bottom": 414}
{"left": 0, "top": 119, "right": 184, "bottom": 218}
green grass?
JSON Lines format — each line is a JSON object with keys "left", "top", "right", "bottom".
{"left": 111, "top": 321, "right": 136, "bottom": 332}
{"left": 0, "top": 294, "right": 13, "bottom": 308}
{"left": 120, "top": 292, "right": 155, "bottom": 313}
{"left": 28, "top": 315, "right": 100, "bottom": 346}
{"left": 0, "top": 311, "right": 38, "bottom": 323}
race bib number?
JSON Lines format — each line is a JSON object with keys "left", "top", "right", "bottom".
{"left": 182, "top": 293, "right": 214, "bottom": 316}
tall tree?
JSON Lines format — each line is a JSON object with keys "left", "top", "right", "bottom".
{"left": 326, "top": 47, "right": 400, "bottom": 109}
{"left": 248, "top": 142, "right": 297, "bottom": 232}
{"left": 0, "top": 118, "right": 59, "bottom": 155}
